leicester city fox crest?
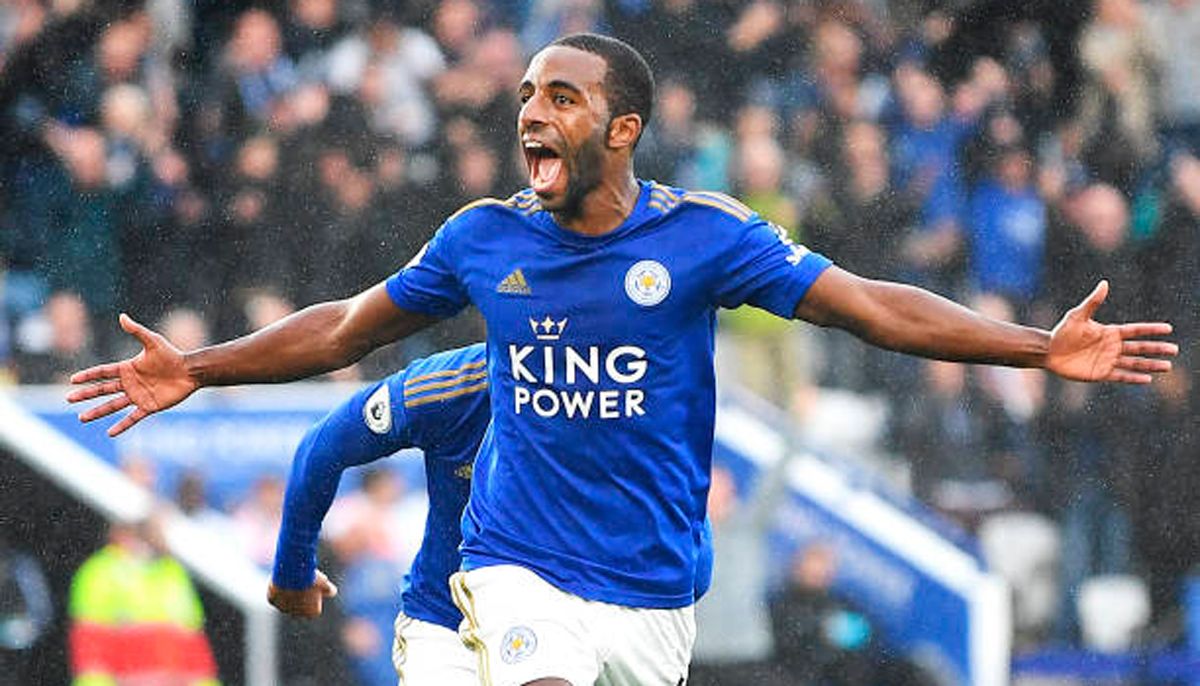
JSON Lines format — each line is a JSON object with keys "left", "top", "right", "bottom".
{"left": 501, "top": 625, "right": 538, "bottom": 664}
{"left": 624, "top": 259, "right": 671, "bottom": 306}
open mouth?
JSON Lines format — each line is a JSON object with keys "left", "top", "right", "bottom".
{"left": 524, "top": 141, "right": 564, "bottom": 195}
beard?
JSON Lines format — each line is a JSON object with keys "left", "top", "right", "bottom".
{"left": 552, "top": 126, "right": 609, "bottom": 220}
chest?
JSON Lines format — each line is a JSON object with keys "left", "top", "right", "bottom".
{"left": 458, "top": 222, "right": 716, "bottom": 346}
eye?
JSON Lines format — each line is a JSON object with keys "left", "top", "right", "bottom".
{"left": 519, "top": 92, "right": 532, "bottom": 104}
{"left": 554, "top": 94, "right": 573, "bottom": 106}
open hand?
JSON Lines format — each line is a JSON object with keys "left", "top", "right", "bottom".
{"left": 1046, "top": 281, "right": 1177, "bottom": 383}
{"left": 66, "top": 313, "right": 199, "bottom": 436}
{"left": 268, "top": 570, "right": 339, "bottom": 619}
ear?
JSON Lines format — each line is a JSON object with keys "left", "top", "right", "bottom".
{"left": 607, "top": 113, "right": 643, "bottom": 150}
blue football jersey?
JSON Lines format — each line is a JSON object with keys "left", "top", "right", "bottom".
{"left": 386, "top": 181, "right": 831, "bottom": 608}
{"left": 273, "top": 344, "right": 490, "bottom": 629}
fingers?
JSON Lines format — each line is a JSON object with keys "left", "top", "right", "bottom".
{"left": 119, "top": 313, "right": 160, "bottom": 350}
{"left": 1078, "top": 280, "right": 1109, "bottom": 319}
{"left": 1116, "top": 356, "right": 1173, "bottom": 374}
{"left": 66, "top": 380, "right": 123, "bottom": 403}
{"left": 267, "top": 589, "right": 322, "bottom": 619}
{"left": 108, "top": 407, "right": 148, "bottom": 437}
{"left": 1118, "top": 322, "right": 1174, "bottom": 340}
{"left": 69, "top": 363, "right": 122, "bottom": 386}
{"left": 78, "top": 395, "right": 131, "bottom": 423}
{"left": 1106, "top": 369, "right": 1153, "bottom": 384}
{"left": 1122, "top": 339, "right": 1179, "bottom": 357}
{"left": 315, "top": 570, "right": 339, "bottom": 598}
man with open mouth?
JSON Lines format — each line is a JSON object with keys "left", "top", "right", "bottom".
{"left": 71, "top": 32, "right": 1176, "bottom": 686}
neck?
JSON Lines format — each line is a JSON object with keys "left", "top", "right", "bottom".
{"left": 554, "top": 169, "right": 640, "bottom": 236}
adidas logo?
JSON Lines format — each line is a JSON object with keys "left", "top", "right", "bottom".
{"left": 497, "top": 268, "right": 531, "bottom": 295}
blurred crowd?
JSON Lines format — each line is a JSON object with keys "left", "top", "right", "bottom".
{"left": 1, "top": 0, "right": 1198, "bottom": 681}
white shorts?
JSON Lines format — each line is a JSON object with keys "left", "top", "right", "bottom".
{"left": 392, "top": 611, "right": 477, "bottom": 686}
{"left": 450, "top": 564, "right": 695, "bottom": 686}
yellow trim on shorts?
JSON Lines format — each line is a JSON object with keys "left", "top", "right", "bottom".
{"left": 391, "top": 612, "right": 413, "bottom": 686}
{"left": 449, "top": 571, "right": 493, "bottom": 686}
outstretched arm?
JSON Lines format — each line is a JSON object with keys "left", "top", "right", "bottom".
{"left": 794, "top": 267, "right": 1176, "bottom": 382}
{"left": 67, "top": 283, "right": 436, "bottom": 436}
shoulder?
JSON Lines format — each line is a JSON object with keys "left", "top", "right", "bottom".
{"left": 445, "top": 190, "right": 544, "bottom": 225}
{"left": 397, "top": 344, "right": 490, "bottom": 452}
{"left": 648, "top": 182, "right": 757, "bottom": 227}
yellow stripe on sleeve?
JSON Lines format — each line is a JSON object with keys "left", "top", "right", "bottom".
{"left": 447, "top": 198, "right": 507, "bottom": 222}
{"left": 404, "top": 380, "right": 489, "bottom": 408}
{"left": 403, "top": 359, "right": 487, "bottom": 388}
{"left": 403, "top": 369, "right": 489, "bottom": 397}
{"left": 682, "top": 195, "right": 752, "bottom": 221}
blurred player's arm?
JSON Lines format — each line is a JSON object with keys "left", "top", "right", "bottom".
{"left": 269, "top": 375, "right": 413, "bottom": 618}
{"left": 793, "top": 266, "right": 1176, "bottom": 383}
{"left": 67, "top": 283, "right": 436, "bottom": 436}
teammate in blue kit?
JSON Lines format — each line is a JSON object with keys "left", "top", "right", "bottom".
{"left": 265, "top": 341, "right": 713, "bottom": 685}
{"left": 71, "top": 33, "right": 1176, "bottom": 686}
{"left": 268, "top": 344, "right": 489, "bottom": 685}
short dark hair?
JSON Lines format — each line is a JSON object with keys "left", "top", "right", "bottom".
{"left": 550, "top": 33, "right": 655, "bottom": 140}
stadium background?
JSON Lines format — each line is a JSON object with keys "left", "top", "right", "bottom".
{"left": 0, "top": 0, "right": 1197, "bottom": 684}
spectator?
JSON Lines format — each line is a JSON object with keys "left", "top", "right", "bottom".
{"left": 36, "top": 127, "right": 123, "bottom": 326}
{"left": 1042, "top": 186, "right": 1143, "bottom": 641}
{"left": 13, "top": 290, "right": 98, "bottom": 384}
{"left": 232, "top": 474, "right": 286, "bottom": 569}
{"left": 808, "top": 120, "right": 912, "bottom": 283}
{"left": 1077, "top": 0, "right": 1159, "bottom": 192}
{"left": 158, "top": 307, "right": 211, "bottom": 352}
{"left": 325, "top": 468, "right": 427, "bottom": 572}
{"left": 432, "top": 26, "right": 524, "bottom": 138}
{"left": 0, "top": 1, "right": 47, "bottom": 76}
{"left": 335, "top": 524, "right": 407, "bottom": 686}
{"left": 889, "top": 359, "right": 1012, "bottom": 525}
{"left": 770, "top": 543, "right": 936, "bottom": 686}
{"left": 1046, "top": 184, "right": 1142, "bottom": 319}
{"left": 889, "top": 63, "right": 972, "bottom": 294}
{"left": 217, "top": 135, "right": 293, "bottom": 297}
{"left": 805, "top": 120, "right": 914, "bottom": 393}
{"left": 1138, "top": 153, "right": 1200, "bottom": 342}
{"left": 692, "top": 461, "right": 791, "bottom": 686}
{"left": 203, "top": 9, "right": 297, "bottom": 144}
{"left": 69, "top": 515, "right": 220, "bottom": 686}
{"left": 328, "top": 12, "right": 445, "bottom": 147}
{"left": 175, "top": 470, "right": 233, "bottom": 534}
{"left": 121, "top": 453, "right": 160, "bottom": 493}
{"left": 0, "top": 534, "right": 52, "bottom": 684}
{"left": 242, "top": 289, "right": 295, "bottom": 333}
{"left": 717, "top": 133, "right": 812, "bottom": 411}
{"left": 966, "top": 144, "right": 1047, "bottom": 310}
{"left": 969, "top": 293, "right": 1049, "bottom": 511}
{"left": 636, "top": 79, "right": 707, "bottom": 187}
{"left": 1132, "top": 359, "right": 1199, "bottom": 626}
{"left": 282, "top": 0, "right": 351, "bottom": 83}
{"left": 1146, "top": 0, "right": 1200, "bottom": 155}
